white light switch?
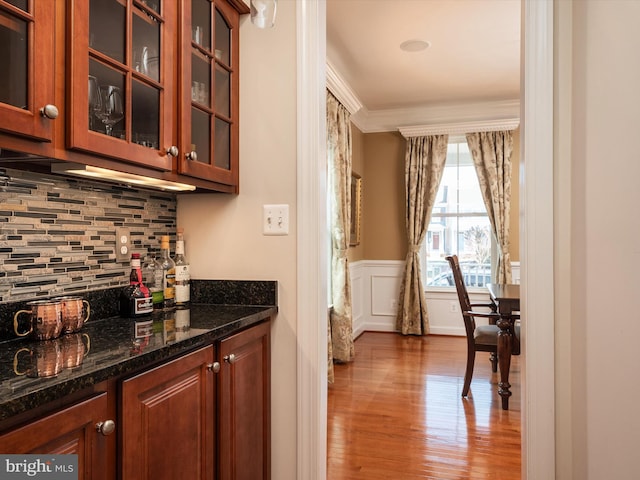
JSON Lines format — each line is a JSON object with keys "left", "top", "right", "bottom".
{"left": 263, "top": 204, "right": 289, "bottom": 236}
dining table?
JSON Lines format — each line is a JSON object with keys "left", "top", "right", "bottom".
{"left": 486, "top": 283, "right": 520, "bottom": 410}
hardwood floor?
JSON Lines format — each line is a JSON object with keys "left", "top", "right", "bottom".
{"left": 327, "top": 332, "right": 521, "bottom": 479}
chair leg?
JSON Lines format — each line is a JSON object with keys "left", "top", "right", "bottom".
{"left": 462, "top": 349, "right": 475, "bottom": 397}
{"left": 490, "top": 352, "right": 498, "bottom": 373}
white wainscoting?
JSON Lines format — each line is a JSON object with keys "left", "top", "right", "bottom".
{"left": 349, "top": 260, "right": 521, "bottom": 338}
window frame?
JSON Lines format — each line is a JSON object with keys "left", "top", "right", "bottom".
{"left": 422, "top": 136, "right": 496, "bottom": 292}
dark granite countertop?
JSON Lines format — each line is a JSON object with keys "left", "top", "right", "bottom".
{"left": 0, "top": 304, "right": 276, "bottom": 421}
{"left": 0, "top": 280, "right": 278, "bottom": 423}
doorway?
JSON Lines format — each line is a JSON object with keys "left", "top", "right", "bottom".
{"left": 295, "top": 1, "right": 556, "bottom": 478}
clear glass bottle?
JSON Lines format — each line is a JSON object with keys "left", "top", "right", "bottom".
{"left": 174, "top": 228, "right": 190, "bottom": 306}
{"left": 142, "top": 252, "right": 164, "bottom": 310}
{"left": 159, "top": 235, "right": 176, "bottom": 309}
{"left": 120, "top": 253, "right": 153, "bottom": 318}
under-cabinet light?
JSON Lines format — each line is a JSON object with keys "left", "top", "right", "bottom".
{"left": 51, "top": 163, "right": 196, "bottom": 192}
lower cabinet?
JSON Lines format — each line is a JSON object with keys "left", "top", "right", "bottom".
{"left": 0, "top": 319, "right": 271, "bottom": 480}
{"left": 218, "top": 320, "right": 271, "bottom": 480}
{"left": 121, "top": 346, "right": 216, "bottom": 480}
{"left": 0, "top": 392, "right": 115, "bottom": 480}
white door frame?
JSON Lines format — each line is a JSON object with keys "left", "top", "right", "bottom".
{"left": 295, "top": 1, "right": 556, "bottom": 478}
{"left": 520, "top": 0, "right": 556, "bottom": 478}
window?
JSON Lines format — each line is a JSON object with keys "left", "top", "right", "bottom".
{"left": 423, "top": 140, "right": 494, "bottom": 288}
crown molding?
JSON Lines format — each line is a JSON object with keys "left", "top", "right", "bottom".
{"left": 398, "top": 117, "right": 520, "bottom": 137}
{"left": 353, "top": 99, "right": 521, "bottom": 133}
{"left": 326, "top": 63, "right": 521, "bottom": 134}
{"left": 326, "top": 62, "right": 363, "bottom": 116}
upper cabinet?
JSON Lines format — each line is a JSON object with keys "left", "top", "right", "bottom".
{"left": 68, "top": 0, "right": 177, "bottom": 172}
{"left": 178, "top": 0, "right": 240, "bottom": 186}
{"left": 0, "top": 1, "right": 57, "bottom": 144}
{"left": 0, "top": 0, "right": 247, "bottom": 192}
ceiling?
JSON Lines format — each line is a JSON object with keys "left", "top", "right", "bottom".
{"left": 326, "top": 0, "right": 521, "bottom": 132}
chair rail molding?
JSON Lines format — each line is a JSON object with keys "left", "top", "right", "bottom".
{"left": 348, "top": 260, "right": 516, "bottom": 338}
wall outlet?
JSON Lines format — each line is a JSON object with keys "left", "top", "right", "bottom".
{"left": 263, "top": 204, "right": 289, "bottom": 236}
{"left": 449, "top": 301, "right": 458, "bottom": 313}
{"left": 115, "top": 228, "right": 131, "bottom": 262}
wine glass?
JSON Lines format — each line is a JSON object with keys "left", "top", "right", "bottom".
{"left": 95, "top": 85, "right": 124, "bottom": 137}
{"left": 88, "top": 75, "right": 102, "bottom": 131}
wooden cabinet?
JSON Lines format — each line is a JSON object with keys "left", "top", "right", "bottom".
{"left": 0, "top": 0, "right": 57, "bottom": 146}
{"left": 0, "top": 320, "right": 270, "bottom": 480}
{"left": 218, "top": 320, "right": 271, "bottom": 480}
{"left": 0, "top": 0, "right": 247, "bottom": 192}
{"left": 119, "top": 320, "right": 271, "bottom": 480}
{"left": 67, "top": 0, "right": 177, "bottom": 172}
{"left": 178, "top": 0, "right": 242, "bottom": 187}
{"left": 121, "top": 345, "right": 215, "bottom": 480}
{"left": 0, "top": 392, "right": 115, "bottom": 480}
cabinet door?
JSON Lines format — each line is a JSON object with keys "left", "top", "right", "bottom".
{"left": 179, "top": 0, "right": 240, "bottom": 187}
{"left": 0, "top": 0, "right": 56, "bottom": 142}
{"left": 218, "top": 321, "right": 271, "bottom": 480}
{"left": 121, "top": 346, "right": 215, "bottom": 480}
{"left": 67, "top": 0, "right": 176, "bottom": 171}
{"left": 0, "top": 393, "right": 113, "bottom": 480}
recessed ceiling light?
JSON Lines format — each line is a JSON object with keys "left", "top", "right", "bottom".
{"left": 400, "top": 39, "right": 431, "bottom": 52}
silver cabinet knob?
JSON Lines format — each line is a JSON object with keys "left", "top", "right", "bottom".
{"left": 186, "top": 151, "right": 198, "bottom": 161}
{"left": 223, "top": 353, "right": 236, "bottom": 364}
{"left": 208, "top": 362, "right": 221, "bottom": 373}
{"left": 95, "top": 419, "right": 116, "bottom": 436}
{"left": 166, "top": 146, "right": 179, "bottom": 157}
{"left": 40, "top": 104, "right": 59, "bottom": 119}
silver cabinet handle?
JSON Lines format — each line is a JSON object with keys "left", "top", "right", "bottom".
{"left": 208, "top": 362, "right": 221, "bottom": 373}
{"left": 40, "top": 104, "right": 59, "bottom": 120}
{"left": 223, "top": 354, "right": 236, "bottom": 364}
{"left": 186, "top": 150, "right": 198, "bottom": 161}
{"left": 95, "top": 420, "right": 116, "bottom": 436}
{"left": 166, "top": 146, "right": 179, "bottom": 157}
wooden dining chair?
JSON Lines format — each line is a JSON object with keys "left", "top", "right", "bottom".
{"left": 444, "top": 255, "right": 520, "bottom": 397}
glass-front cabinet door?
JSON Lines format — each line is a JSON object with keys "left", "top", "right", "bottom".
{"left": 179, "top": 0, "right": 239, "bottom": 187}
{"left": 68, "top": 0, "right": 177, "bottom": 171}
{"left": 0, "top": 1, "right": 56, "bottom": 142}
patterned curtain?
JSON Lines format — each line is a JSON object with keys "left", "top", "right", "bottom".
{"left": 327, "top": 90, "right": 354, "bottom": 382}
{"left": 465, "top": 130, "right": 514, "bottom": 283}
{"left": 396, "top": 135, "right": 448, "bottom": 335}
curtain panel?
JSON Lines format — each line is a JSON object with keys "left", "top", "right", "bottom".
{"left": 396, "top": 134, "right": 448, "bottom": 335}
{"left": 327, "top": 91, "right": 355, "bottom": 381}
{"left": 465, "top": 130, "right": 514, "bottom": 283}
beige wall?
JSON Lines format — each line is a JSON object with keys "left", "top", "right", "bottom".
{"left": 554, "top": 2, "right": 640, "bottom": 478}
{"left": 177, "top": 4, "right": 297, "bottom": 479}
{"left": 355, "top": 128, "right": 521, "bottom": 263}
{"left": 361, "top": 131, "right": 406, "bottom": 260}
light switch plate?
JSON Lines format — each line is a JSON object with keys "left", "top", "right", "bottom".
{"left": 115, "top": 227, "right": 131, "bottom": 262}
{"left": 263, "top": 204, "right": 289, "bottom": 236}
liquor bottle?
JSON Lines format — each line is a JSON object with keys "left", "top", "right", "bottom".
{"left": 142, "top": 252, "right": 164, "bottom": 310}
{"left": 174, "top": 228, "right": 190, "bottom": 306}
{"left": 159, "top": 235, "right": 176, "bottom": 309}
{"left": 120, "top": 253, "right": 153, "bottom": 318}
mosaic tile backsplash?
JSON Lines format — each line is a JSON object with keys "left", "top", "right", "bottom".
{"left": 0, "top": 167, "right": 177, "bottom": 302}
